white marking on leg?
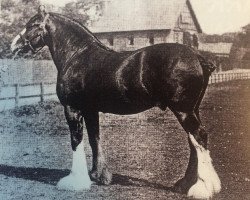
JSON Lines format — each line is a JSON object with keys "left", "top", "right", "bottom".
{"left": 11, "top": 28, "right": 26, "bottom": 52}
{"left": 57, "top": 140, "right": 92, "bottom": 191}
{"left": 187, "top": 134, "right": 221, "bottom": 199}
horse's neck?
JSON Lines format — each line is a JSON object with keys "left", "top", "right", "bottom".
{"left": 46, "top": 14, "right": 96, "bottom": 72}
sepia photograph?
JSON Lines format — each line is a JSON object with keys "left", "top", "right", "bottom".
{"left": 0, "top": 0, "right": 249, "bottom": 199}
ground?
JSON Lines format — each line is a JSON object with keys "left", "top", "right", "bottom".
{"left": 0, "top": 80, "right": 249, "bottom": 200}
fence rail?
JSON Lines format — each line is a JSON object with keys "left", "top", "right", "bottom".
{"left": 209, "top": 71, "right": 250, "bottom": 84}
{"left": 0, "top": 82, "right": 57, "bottom": 111}
{"left": 1, "top": 70, "right": 250, "bottom": 111}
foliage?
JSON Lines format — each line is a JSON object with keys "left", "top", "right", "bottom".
{"left": 62, "top": 0, "right": 104, "bottom": 26}
{"left": 199, "top": 32, "right": 237, "bottom": 43}
{"left": 229, "top": 24, "right": 250, "bottom": 65}
{"left": 0, "top": 0, "right": 104, "bottom": 59}
{"left": 0, "top": 0, "right": 41, "bottom": 58}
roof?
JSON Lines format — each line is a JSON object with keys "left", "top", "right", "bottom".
{"left": 90, "top": 0, "right": 201, "bottom": 33}
{"left": 186, "top": 0, "right": 202, "bottom": 33}
{"left": 199, "top": 42, "right": 233, "bottom": 55}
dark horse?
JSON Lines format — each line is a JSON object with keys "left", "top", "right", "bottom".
{"left": 11, "top": 6, "right": 221, "bottom": 199}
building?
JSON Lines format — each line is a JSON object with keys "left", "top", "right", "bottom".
{"left": 198, "top": 42, "right": 233, "bottom": 71}
{"left": 89, "top": 0, "right": 202, "bottom": 51}
{"left": 199, "top": 42, "right": 233, "bottom": 58}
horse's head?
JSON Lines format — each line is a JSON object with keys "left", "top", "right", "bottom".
{"left": 11, "top": 5, "right": 49, "bottom": 55}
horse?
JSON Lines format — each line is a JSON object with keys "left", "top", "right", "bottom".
{"left": 11, "top": 6, "right": 221, "bottom": 199}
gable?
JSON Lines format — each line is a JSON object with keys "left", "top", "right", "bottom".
{"left": 174, "top": 2, "right": 198, "bottom": 32}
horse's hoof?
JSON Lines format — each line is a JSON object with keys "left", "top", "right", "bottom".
{"left": 188, "top": 179, "right": 214, "bottom": 199}
{"left": 90, "top": 168, "right": 112, "bottom": 185}
{"left": 172, "top": 178, "right": 190, "bottom": 194}
{"left": 99, "top": 167, "right": 112, "bottom": 185}
{"left": 173, "top": 175, "right": 221, "bottom": 199}
{"left": 89, "top": 170, "right": 98, "bottom": 181}
{"left": 187, "top": 176, "right": 221, "bottom": 199}
{"left": 57, "top": 173, "right": 92, "bottom": 191}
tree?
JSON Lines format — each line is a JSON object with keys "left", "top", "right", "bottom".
{"left": 0, "top": 0, "right": 104, "bottom": 59}
{"left": 62, "top": 0, "right": 104, "bottom": 26}
{"left": 230, "top": 26, "right": 250, "bottom": 59}
{"left": 229, "top": 23, "right": 250, "bottom": 69}
{"left": 0, "top": 0, "right": 43, "bottom": 58}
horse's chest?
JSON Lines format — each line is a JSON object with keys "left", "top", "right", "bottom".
{"left": 56, "top": 74, "right": 86, "bottom": 105}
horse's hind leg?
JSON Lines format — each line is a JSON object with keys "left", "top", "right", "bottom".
{"left": 57, "top": 106, "right": 91, "bottom": 191}
{"left": 84, "top": 111, "right": 112, "bottom": 185}
{"left": 194, "top": 75, "right": 209, "bottom": 124}
{"left": 171, "top": 110, "right": 221, "bottom": 199}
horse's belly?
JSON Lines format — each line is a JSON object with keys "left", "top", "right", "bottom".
{"left": 99, "top": 101, "right": 153, "bottom": 115}
{"left": 97, "top": 94, "right": 154, "bottom": 115}
{"left": 56, "top": 78, "right": 154, "bottom": 114}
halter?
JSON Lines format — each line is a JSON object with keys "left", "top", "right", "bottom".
{"left": 19, "top": 14, "right": 49, "bottom": 54}
{"left": 19, "top": 32, "right": 45, "bottom": 53}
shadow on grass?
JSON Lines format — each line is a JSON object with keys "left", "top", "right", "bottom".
{"left": 0, "top": 164, "right": 70, "bottom": 185}
{"left": 0, "top": 165, "right": 173, "bottom": 192}
{"left": 112, "top": 173, "right": 173, "bottom": 192}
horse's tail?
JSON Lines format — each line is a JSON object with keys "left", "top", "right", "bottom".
{"left": 197, "top": 54, "right": 216, "bottom": 77}
{"left": 193, "top": 53, "right": 216, "bottom": 110}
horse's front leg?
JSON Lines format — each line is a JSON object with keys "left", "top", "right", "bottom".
{"left": 84, "top": 111, "right": 112, "bottom": 185}
{"left": 57, "top": 106, "right": 91, "bottom": 191}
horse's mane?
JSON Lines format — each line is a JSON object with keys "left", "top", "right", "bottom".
{"left": 49, "top": 12, "right": 112, "bottom": 52}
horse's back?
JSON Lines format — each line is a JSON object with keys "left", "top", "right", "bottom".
{"left": 114, "top": 43, "right": 205, "bottom": 112}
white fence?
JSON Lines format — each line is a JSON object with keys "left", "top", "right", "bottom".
{"left": 0, "top": 82, "right": 57, "bottom": 111}
{"left": 209, "top": 69, "right": 250, "bottom": 84}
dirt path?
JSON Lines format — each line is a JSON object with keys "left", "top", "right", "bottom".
{"left": 0, "top": 80, "right": 249, "bottom": 200}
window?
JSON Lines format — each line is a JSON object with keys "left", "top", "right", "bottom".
{"left": 183, "top": 31, "right": 192, "bottom": 46}
{"left": 174, "top": 31, "right": 183, "bottom": 44}
{"left": 149, "top": 35, "right": 154, "bottom": 45}
{"left": 174, "top": 32, "right": 180, "bottom": 43}
{"left": 192, "top": 34, "right": 199, "bottom": 49}
{"left": 129, "top": 36, "right": 134, "bottom": 45}
{"left": 180, "top": 13, "right": 192, "bottom": 24}
{"left": 108, "top": 37, "right": 114, "bottom": 46}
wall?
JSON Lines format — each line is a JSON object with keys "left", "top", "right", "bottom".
{"left": 0, "top": 59, "right": 57, "bottom": 85}
{"left": 95, "top": 30, "right": 171, "bottom": 51}
{"left": 0, "top": 59, "right": 33, "bottom": 85}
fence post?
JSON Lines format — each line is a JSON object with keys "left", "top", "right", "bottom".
{"left": 15, "top": 84, "right": 19, "bottom": 107}
{"left": 40, "top": 82, "right": 44, "bottom": 102}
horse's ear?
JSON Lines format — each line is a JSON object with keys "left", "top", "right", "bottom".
{"left": 38, "top": 5, "right": 46, "bottom": 17}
